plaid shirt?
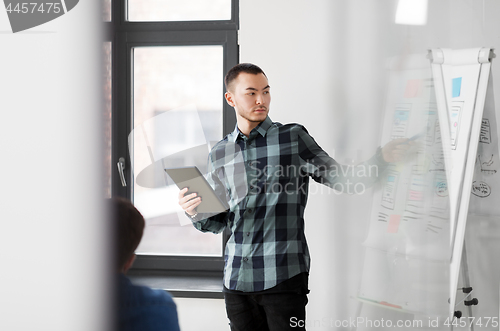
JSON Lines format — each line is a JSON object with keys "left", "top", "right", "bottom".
{"left": 191, "top": 116, "right": 387, "bottom": 292}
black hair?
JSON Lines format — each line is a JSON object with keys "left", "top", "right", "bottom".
{"left": 109, "top": 197, "right": 145, "bottom": 270}
{"left": 224, "top": 63, "right": 267, "bottom": 92}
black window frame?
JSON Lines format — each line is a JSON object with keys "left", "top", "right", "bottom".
{"left": 105, "top": 0, "right": 238, "bottom": 286}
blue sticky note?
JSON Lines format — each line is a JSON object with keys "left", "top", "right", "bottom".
{"left": 452, "top": 77, "right": 462, "bottom": 98}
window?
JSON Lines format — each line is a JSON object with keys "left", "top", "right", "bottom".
{"left": 132, "top": 45, "right": 224, "bottom": 256}
{"left": 103, "top": 41, "right": 112, "bottom": 198}
{"left": 105, "top": 0, "right": 238, "bottom": 277}
{"left": 103, "top": 0, "right": 111, "bottom": 21}
{"left": 127, "top": 0, "right": 232, "bottom": 22}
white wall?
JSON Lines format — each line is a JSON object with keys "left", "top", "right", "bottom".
{"left": 0, "top": 2, "right": 109, "bottom": 331}
{"left": 174, "top": 298, "right": 229, "bottom": 330}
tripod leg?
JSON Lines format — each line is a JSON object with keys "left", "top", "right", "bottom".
{"left": 460, "top": 242, "right": 474, "bottom": 331}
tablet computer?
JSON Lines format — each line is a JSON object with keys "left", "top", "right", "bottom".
{"left": 164, "top": 166, "right": 229, "bottom": 213}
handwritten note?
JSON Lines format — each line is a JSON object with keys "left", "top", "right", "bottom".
{"left": 479, "top": 118, "right": 491, "bottom": 144}
{"left": 471, "top": 181, "right": 491, "bottom": 198}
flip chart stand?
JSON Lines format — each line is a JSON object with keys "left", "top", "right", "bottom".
{"left": 431, "top": 47, "right": 495, "bottom": 327}
{"left": 354, "top": 48, "right": 496, "bottom": 330}
{"left": 452, "top": 242, "right": 479, "bottom": 331}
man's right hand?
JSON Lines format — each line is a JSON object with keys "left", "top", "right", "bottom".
{"left": 178, "top": 187, "right": 202, "bottom": 216}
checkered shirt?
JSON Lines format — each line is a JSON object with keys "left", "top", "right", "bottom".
{"left": 191, "top": 116, "right": 388, "bottom": 292}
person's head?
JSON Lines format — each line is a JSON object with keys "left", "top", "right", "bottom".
{"left": 110, "top": 197, "right": 145, "bottom": 273}
{"left": 224, "top": 63, "right": 267, "bottom": 93}
{"left": 224, "top": 63, "right": 271, "bottom": 130}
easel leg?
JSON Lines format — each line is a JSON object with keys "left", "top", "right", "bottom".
{"left": 460, "top": 243, "right": 475, "bottom": 331}
{"left": 453, "top": 242, "right": 476, "bottom": 331}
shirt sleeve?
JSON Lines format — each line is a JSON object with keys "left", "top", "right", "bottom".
{"left": 296, "top": 125, "right": 389, "bottom": 191}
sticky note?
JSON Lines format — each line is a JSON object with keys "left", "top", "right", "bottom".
{"left": 404, "top": 79, "right": 422, "bottom": 98}
{"left": 409, "top": 190, "right": 423, "bottom": 201}
{"left": 388, "top": 215, "right": 401, "bottom": 233}
{"left": 380, "top": 301, "right": 402, "bottom": 309}
{"left": 452, "top": 77, "right": 462, "bottom": 98}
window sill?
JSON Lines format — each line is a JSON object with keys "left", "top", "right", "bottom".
{"left": 127, "top": 270, "right": 224, "bottom": 299}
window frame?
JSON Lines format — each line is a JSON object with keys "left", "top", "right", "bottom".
{"left": 106, "top": 0, "right": 238, "bottom": 283}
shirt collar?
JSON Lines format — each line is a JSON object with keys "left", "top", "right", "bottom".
{"left": 230, "top": 116, "right": 273, "bottom": 142}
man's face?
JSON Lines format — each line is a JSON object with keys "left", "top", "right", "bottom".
{"left": 225, "top": 72, "right": 271, "bottom": 124}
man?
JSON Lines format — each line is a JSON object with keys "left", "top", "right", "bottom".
{"left": 112, "top": 197, "right": 180, "bottom": 331}
{"left": 178, "top": 63, "right": 408, "bottom": 330}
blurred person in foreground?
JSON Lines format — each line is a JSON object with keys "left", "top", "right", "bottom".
{"left": 112, "top": 197, "right": 180, "bottom": 331}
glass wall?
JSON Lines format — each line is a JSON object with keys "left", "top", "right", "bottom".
{"left": 240, "top": 0, "right": 500, "bottom": 329}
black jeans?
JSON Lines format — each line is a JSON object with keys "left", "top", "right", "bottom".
{"left": 224, "top": 273, "right": 309, "bottom": 331}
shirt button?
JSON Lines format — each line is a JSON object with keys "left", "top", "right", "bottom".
{"left": 246, "top": 232, "right": 250, "bottom": 236}
{"left": 247, "top": 208, "right": 253, "bottom": 214}
{"left": 243, "top": 257, "right": 248, "bottom": 262}
{"left": 250, "top": 185, "right": 254, "bottom": 190}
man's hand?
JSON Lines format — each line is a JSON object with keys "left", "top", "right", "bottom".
{"left": 178, "top": 187, "right": 201, "bottom": 216}
{"left": 381, "top": 138, "right": 415, "bottom": 163}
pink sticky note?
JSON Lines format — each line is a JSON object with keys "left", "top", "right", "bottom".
{"left": 409, "top": 190, "right": 424, "bottom": 201}
{"left": 404, "top": 79, "right": 422, "bottom": 98}
{"left": 388, "top": 215, "right": 401, "bottom": 233}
